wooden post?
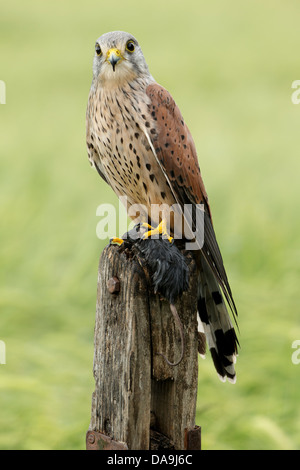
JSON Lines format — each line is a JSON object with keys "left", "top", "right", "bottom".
{"left": 86, "top": 244, "right": 200, "bottom": 450}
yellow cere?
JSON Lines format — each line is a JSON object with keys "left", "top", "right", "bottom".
{"left": 106, "top": 48, "right": 123, "bottom": 60}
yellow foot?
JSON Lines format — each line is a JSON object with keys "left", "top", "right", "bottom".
{"left": 142, "top": 220, "right": 173, "bottom": 244}
{"left": 141, "top": 223, "right": 152, "bottom": 230}
{"left": 110, "top": 237, "right": 124, "bottom": 246}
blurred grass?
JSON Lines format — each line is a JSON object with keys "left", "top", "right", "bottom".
{"left": 0, "top": 0, "right": 300, "bottom": 449}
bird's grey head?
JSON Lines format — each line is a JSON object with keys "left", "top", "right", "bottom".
{"left": 92, "top": 31, "right": 150, "bottom": 85}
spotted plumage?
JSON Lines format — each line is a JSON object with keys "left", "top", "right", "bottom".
{"left": 87, "top": 77, "right": 174, "bottom": 222}
{"left": 86, "top": 31, "right": 239, "bottom": 382}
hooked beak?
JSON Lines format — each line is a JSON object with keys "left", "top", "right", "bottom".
{"left": 106, "top": 48, "right": 123, "bottom": 72}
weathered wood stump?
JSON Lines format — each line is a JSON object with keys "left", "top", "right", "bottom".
{"left": 87, "top": 244, "right": 200, "bottom": 450}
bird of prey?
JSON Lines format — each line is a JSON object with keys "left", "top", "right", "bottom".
{"left": 86, "top": 31, "right": 238, "bottom": 383}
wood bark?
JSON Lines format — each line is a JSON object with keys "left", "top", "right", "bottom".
{"left": 88, "top": 244, "right": 199, "bottom": 450}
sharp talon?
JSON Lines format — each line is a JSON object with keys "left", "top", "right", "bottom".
{"left": 110, "top": 237, "right": 124, "bottom": 246}
{"left": 157, "top": 304, "right": 185, "bottom": 367}
{"left": 142, "top": 219, "right": 173, "bottom": 243}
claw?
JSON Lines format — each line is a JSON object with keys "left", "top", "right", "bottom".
{"left": 142, "top": 219, "right": 173, "bottom": 244}
{"left": 110, "top": 237, "right": 124, "bottom": 246}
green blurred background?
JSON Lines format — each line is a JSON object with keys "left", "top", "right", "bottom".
{"left": 1, "top": 0, "right": 299, "bottom": 450}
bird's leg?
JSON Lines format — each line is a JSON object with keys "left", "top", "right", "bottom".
{"left": 140, "top": 222, "right": 153, "bottom": 233}
{"left": 142, "top": 219, "right": 173, "bottom": 244}
{"left": 110, "top": 220, "right": 173, "bottom": 246}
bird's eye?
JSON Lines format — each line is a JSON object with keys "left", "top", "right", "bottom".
{"left": 95, "top": 43, "right": 102, "bottom": 56}
{"left": 126, "top": 40, "right": 135, "bottom": 53}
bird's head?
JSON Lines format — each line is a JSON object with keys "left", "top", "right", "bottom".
{"left": 92, "top": 31, "right": 150, "bottom": 85}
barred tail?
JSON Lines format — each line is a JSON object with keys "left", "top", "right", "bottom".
{"left": 197, "top": 255, "right": 239, "bottom": 383}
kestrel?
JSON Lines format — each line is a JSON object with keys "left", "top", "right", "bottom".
{"left": 86, "top": 31, "right": 238, "bottom": 383}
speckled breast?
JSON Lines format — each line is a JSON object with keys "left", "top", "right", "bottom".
{"left": 86, "top": 79, "right": 176, "bottom": 225}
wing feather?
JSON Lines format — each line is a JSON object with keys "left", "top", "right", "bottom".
{"left": 145, "top": 83, "right": 237, "bottom": 319}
